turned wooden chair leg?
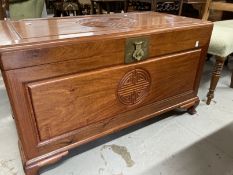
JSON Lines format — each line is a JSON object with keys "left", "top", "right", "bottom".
{"left": 230, "top": 71, "right": 233, "bottom": 88}
{"left": 206, "top": 56, "right": 225, "bottom": 105}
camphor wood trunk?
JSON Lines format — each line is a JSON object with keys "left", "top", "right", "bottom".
{"left": 0, "top": 12, "right": 213, "bottom": 175}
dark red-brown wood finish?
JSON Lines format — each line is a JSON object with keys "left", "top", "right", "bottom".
{"left": 0, "top": 12, "right": 213, "bottom": 175}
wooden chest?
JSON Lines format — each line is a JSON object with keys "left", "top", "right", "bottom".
{"left": 0, "top": 12, "right": 213, "bottom": 175}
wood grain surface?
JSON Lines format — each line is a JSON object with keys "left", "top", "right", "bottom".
{"left": 0, "top": 12, "right": 212, "bottom": 50}
{"left": 0, "top": 12, "right": 213, "bottom": 175}
{"left": 28, "top": 50, "right": 200, "bottom": 141}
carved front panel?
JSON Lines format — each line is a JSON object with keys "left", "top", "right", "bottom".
{"left": 27, "top": 50, "right": 201, "bottom": 141}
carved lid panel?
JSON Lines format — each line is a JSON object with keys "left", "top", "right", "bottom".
{"left": 0, "top": 12, "right": 212, "bottom": 50}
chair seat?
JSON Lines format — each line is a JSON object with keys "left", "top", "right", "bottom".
{"left": 208, "top": 20, "right": 233, "bottom": 58}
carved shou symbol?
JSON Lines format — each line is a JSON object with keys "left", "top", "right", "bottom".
{"left": 117, "top": 69, "right": 151, "bottom": 106}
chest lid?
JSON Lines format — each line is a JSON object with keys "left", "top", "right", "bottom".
{"left": 0, "top": 12, "right": 212, "bottom": 50}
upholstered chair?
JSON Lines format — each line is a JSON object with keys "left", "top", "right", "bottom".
{"left": 9, "top": 0, "right": 45, "bottom": 20}
{"left": 202, "top": 0, "right": 233, "bottom": 105}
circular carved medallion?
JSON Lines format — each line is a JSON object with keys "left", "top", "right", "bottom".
{"left": 77, "top": 17, "right": 136, "bottom": 28}
{"left": 117, "top": 69, "right": 151, "bottom": 106}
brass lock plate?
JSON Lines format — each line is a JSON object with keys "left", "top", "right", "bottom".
{"left": 125, "top": 37, "right": 149, "bottom": 64}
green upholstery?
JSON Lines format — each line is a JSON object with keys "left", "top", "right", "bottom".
{"left": 9, "top": 0, "right": 45, "bottom": 20}
{"left": 208, "top": 20, "right": 233, "bottom": 58}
